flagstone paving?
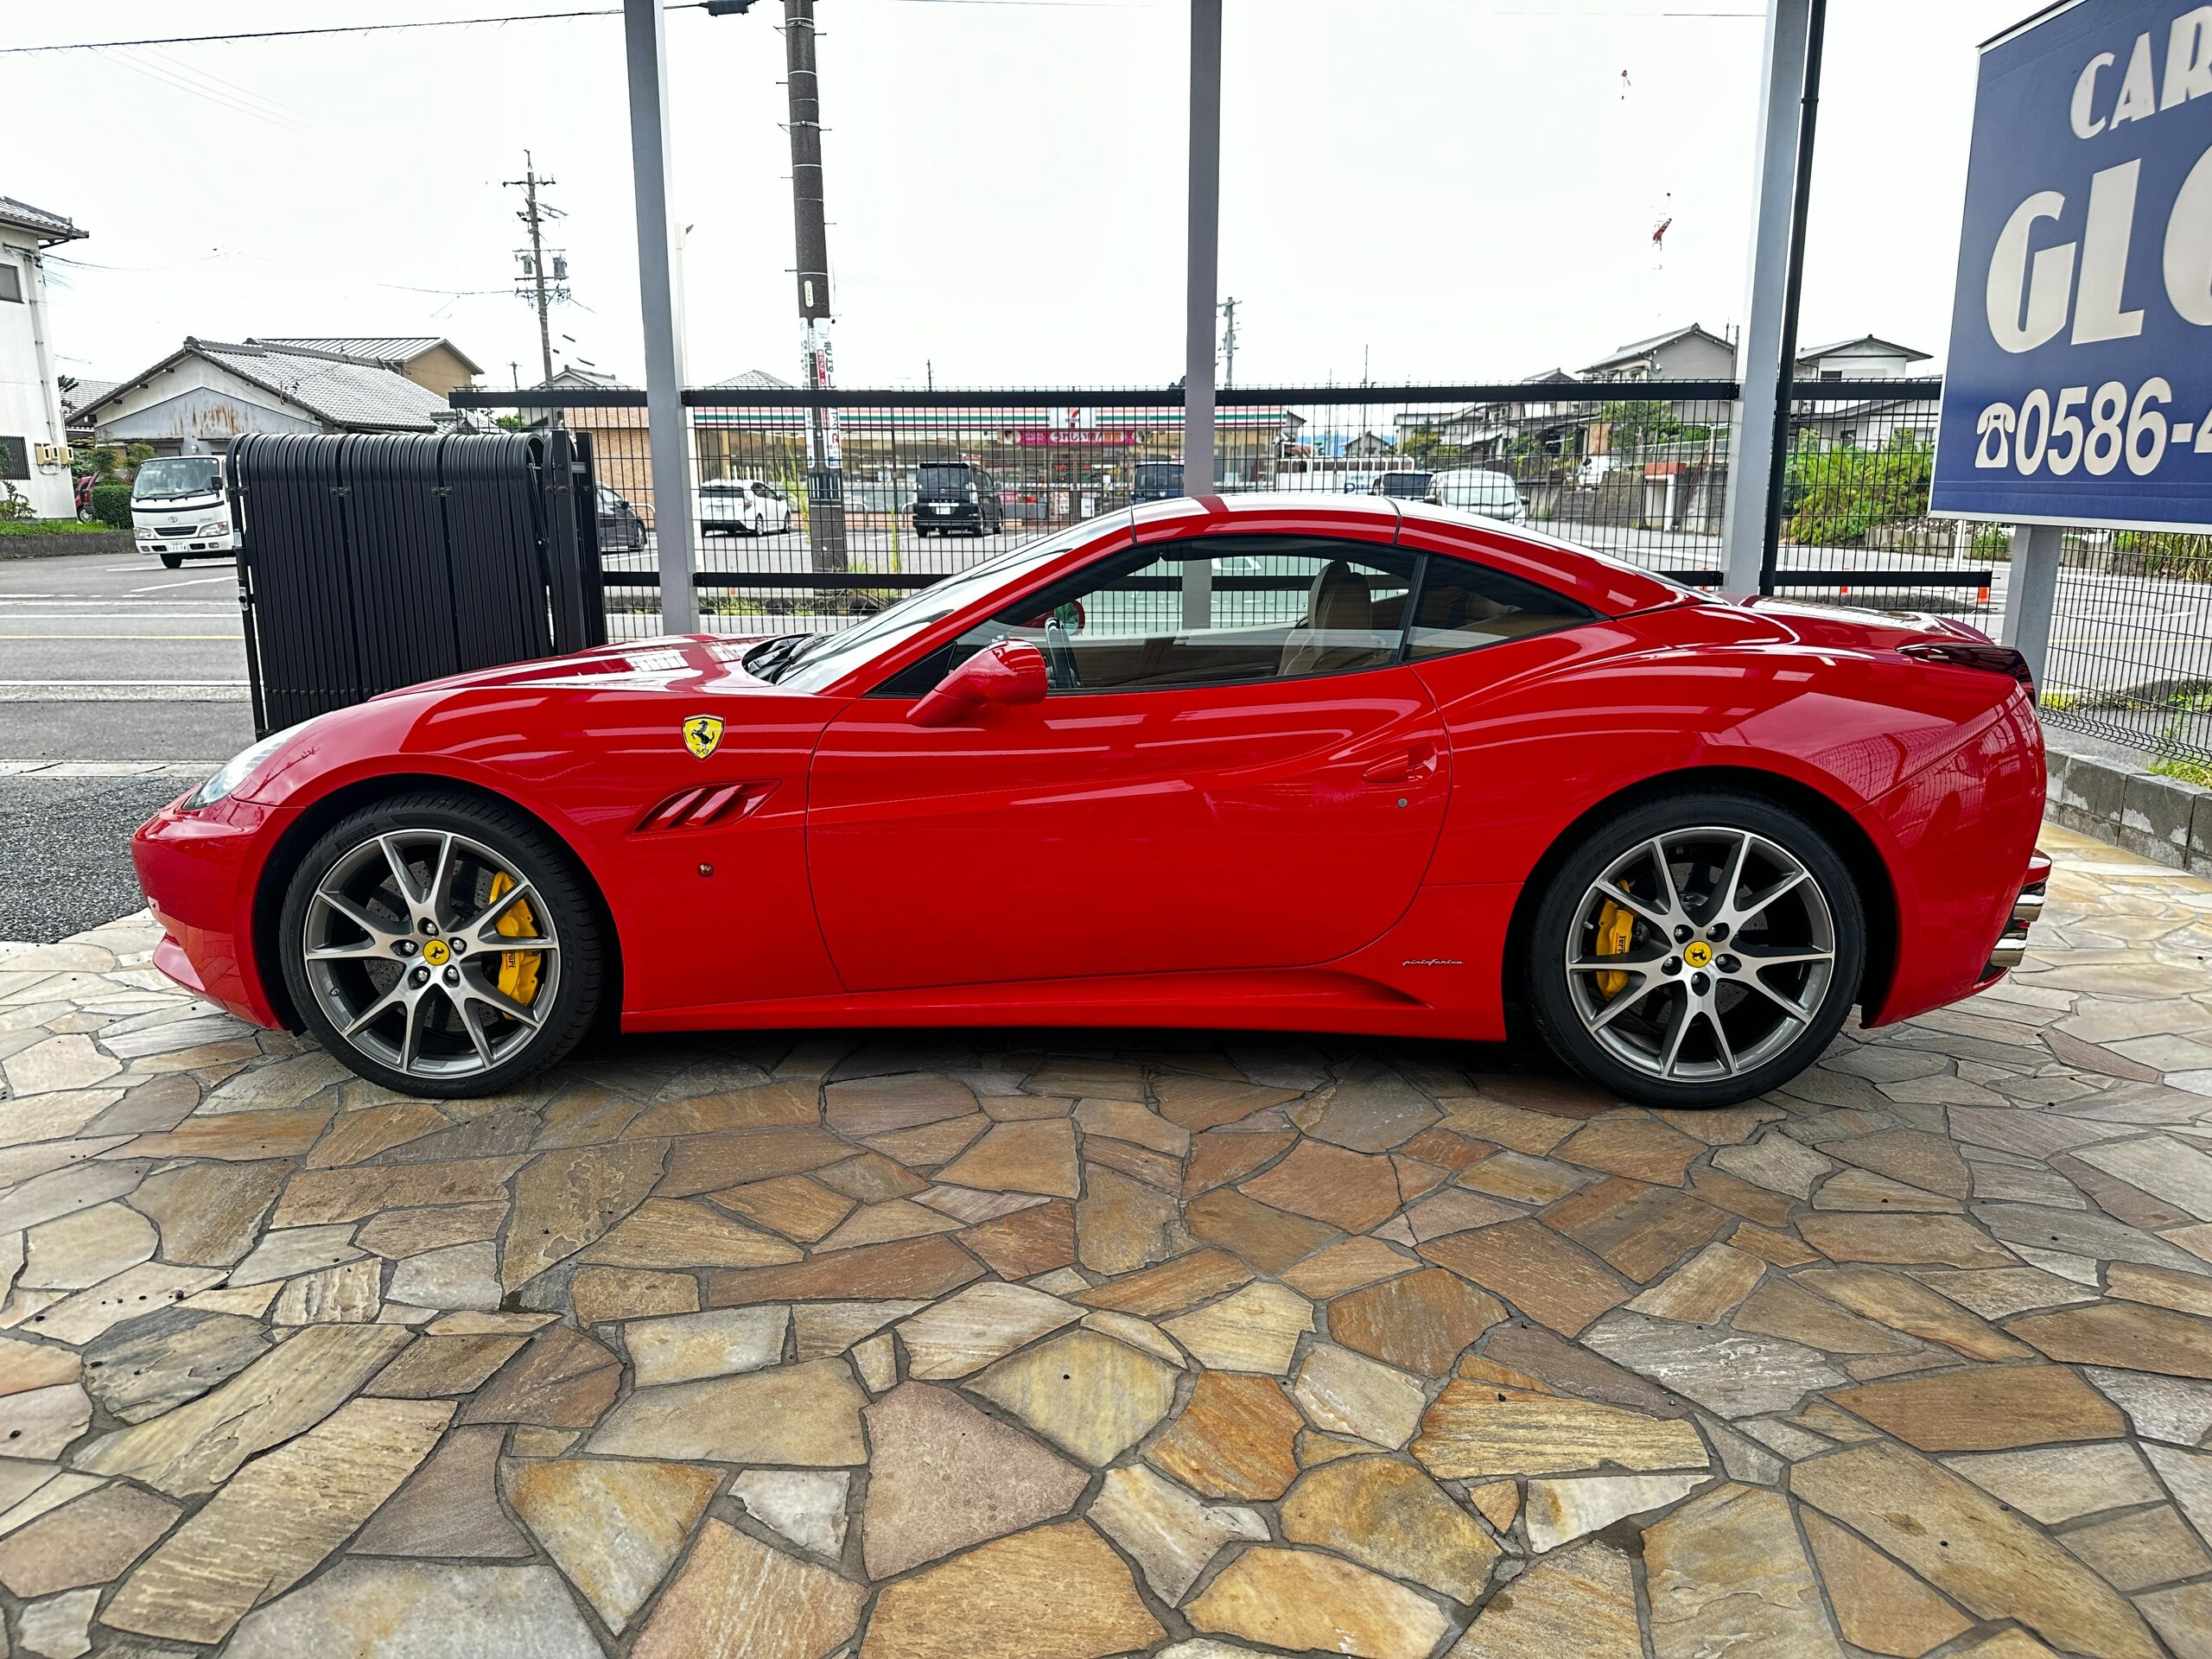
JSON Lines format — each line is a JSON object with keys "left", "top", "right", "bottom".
{"left": 5, "top": 823, "right": 2212, "bottom": 1653}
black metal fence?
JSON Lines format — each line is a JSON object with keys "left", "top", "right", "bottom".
{"left": 231, "top": 429, "right": 603, "bottom": 735}
{"left": 451, "top": 379, "right": 2212, "bottom": 767}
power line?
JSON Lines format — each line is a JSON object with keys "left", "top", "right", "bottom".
{"left": 0, "top": 0, "right": 1147, "bottom": 54}
{"left": 0, "top": 9, "right": 677, "bottom": 56}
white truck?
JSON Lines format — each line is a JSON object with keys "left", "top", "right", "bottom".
{"left": 131, "top": 455, "right": 235, "bottom": 568}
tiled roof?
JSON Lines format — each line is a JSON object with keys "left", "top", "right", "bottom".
{"left": 253, "top": 337, "right": 486, "bottom": 374}
{"left": 72, "top": 340, "right": 456, "bottom": 432}
{"left": 197, "top": 340, "right": 452, "bottom": 429}
{"left": 0, "top": 195, "right": 86, "bottom": 245}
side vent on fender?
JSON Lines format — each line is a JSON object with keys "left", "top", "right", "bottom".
{"left": 636, "top": 780, "right": 777, "bottom": 833}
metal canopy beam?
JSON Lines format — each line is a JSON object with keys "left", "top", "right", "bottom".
{"left": 1721, "top": 0, "right": 1815, "bottom": 593}
{"left": 1183, "top": 0, "right": 1223, "bottom": 628}
{"left": 623, "top": 0, "right": 698, "bottom": 633}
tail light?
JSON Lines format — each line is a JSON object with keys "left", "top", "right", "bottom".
{"left": 1897, "top": 639, "right": 2036, "bottom": 699}
{"left": 637, "top": 780, "right": 775, "bottom": 833}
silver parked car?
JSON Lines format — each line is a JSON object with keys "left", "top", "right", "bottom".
{"left": 699, "top": 478, "right": 793, "bottom": 537}
{"left": 1427, "top": 467, "right": 1527, "bottom": 524}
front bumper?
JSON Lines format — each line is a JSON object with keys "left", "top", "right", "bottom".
{"left": 140, "top": 536, "right": 236, "bottom": 556}
{"left": 132, "top": 794, "right": 284, "bottom": 1027}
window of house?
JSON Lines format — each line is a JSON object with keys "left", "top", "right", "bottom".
{"left": 0, "top": 438, "right": 29, "bottom": 481}
{"left": 0, "top": 264, "right": 22, "bottom": 303}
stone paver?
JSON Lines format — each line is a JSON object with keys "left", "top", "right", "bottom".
{"left": 7, "top": 825, "right": 2212, "bottom": 1653}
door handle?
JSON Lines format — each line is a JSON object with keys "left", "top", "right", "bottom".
{"left": 1361, "top": 744, "right": 1436, "bottom": 785}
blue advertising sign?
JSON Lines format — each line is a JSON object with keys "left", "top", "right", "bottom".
{"left": 1931, "top": 1, "right": 2212, "bottom": 530}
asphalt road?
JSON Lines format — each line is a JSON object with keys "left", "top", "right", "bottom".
{"left": 0, "top": 550, "right": 247, "bottom": 941}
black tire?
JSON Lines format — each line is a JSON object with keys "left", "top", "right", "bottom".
{"left": 279, "top": 791, "right": 605, "bottom": 1098}
{"left": 160, "top": 554, "right": 183, "bottom": 569}
{"left": 1526, "top": 791, "right": 1865, "bottom": 1109}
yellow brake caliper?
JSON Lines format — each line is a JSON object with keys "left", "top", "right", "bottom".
{"left": 1594, "top": 897, "right": 1636, "bottom": 998}
{"left": 485, "top": 872, "right": 543, "bottom": 1006}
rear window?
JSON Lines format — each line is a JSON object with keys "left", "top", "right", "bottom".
{"left": 1134, "top": 462, "right": 1183, "bottom": 489}
{"left": 1408, "top": 551, "right": 1595, "bottom": 658}
{"left": 917, "top": 464, "right": 971, "bottom": 493}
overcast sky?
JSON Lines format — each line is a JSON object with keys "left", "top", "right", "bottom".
{"left": 7, "top": 0, "right": 2030, "bottom": 392}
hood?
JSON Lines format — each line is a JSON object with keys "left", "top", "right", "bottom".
{"left": 372, "top": 634, "right": 790, "bottom": 700}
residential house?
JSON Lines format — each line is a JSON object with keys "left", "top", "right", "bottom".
{"left": 1580, "top": 324, "right": 1738, "bottom": 385}
{"left": 70, "top": 338, "right": 476, "bottom": 454}
{"left": 251, "top": 336, "right": 483, "bottom": 399}
{"left": 0, "top": 195, "right": 86, "bottom": 520}
{"left": 1789, "top": 336, "right": 1939, "bottom": 450}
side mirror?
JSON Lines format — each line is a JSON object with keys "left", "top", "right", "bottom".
{"left": 907, "top": 639, "right": 1048, "bottom": 728}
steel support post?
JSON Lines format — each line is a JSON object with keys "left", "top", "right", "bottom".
{"left": 623, "top": 0, "right": 698, "bottom": 633}
{"left": 1182, "top": 0, "right": 1223, "bottom": 630}
{"left": 1999, "top": 522, "right": 2064, "bottom": 692}
{"left": 1720, "top": 0, "right": 1814, "bottom": 593}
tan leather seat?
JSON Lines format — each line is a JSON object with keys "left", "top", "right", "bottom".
{"left": 1280, "top": 560, "right": 1380, "bottom": 676}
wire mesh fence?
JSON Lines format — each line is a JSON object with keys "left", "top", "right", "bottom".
{"left": 452, "top": 378, "right": 2212, "bottom": 767}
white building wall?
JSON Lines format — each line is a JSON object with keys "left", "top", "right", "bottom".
{"left": 0, "top": 226, "right": 74, "bottom": 519}
{"left": 87, "top": 359, "right": 324, "bottom": 449}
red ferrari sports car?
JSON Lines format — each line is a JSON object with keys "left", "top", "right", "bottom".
{"left": 133, "top": 493, "right": 2047, "bottom": 1109}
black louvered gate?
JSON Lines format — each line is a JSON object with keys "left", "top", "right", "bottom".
{"left": 228, "top": 429, "right": 605, "bottom": 736}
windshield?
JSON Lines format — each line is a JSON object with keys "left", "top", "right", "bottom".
{"left": 1376, "top": 473, "right": 1430, "bottom": 498}
{"left": 133, "top": 458, "right": 223, "bottom": 501}
{"left": 768, "top": 518, "right": 1122, "bottom": 692}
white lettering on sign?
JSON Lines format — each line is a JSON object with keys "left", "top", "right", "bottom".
{"left": 1972, "top": 376, "right": 2209, "bottom": 473}
{"left": 2170, "top": 143, "right": 2212, "bottom": 321}
{"left": 1987, "top": 192, "right": 2076, "bottom": 351}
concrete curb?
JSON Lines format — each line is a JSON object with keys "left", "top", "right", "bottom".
{"left": 0, "top": 531, "right": 134, "bottom": 560}
{"left": 2044, "top": 734, "right": 2212, "bottom": 876}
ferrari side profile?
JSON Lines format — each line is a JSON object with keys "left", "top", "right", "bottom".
{"left": 133, "top": 493, "right": 2048, "bottom": 1108}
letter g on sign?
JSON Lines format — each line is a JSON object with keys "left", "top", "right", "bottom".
{"left": 1986, "top": 191, "right": 2076, "bottom": 353}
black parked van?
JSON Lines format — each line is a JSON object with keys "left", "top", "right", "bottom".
{"left": 911, "top": 461, "right": 1004, "bottom": 536}
{"left": 1131, "top": 461, "right": 1184, "bottom": 503}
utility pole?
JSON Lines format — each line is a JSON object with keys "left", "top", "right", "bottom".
{"left": 784, "top": 0, "right": 846, "bottom": 571}
{"left": 505, "top": 153, "right": 567, "bottom": 389}
{"left": 1217, "top": 296, "right": 1238, "bottom": 389}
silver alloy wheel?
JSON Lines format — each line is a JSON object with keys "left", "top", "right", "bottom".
{"left": 1563, "top": 825, "right": 1836, "bottom": 1085}
{"left": 300, "top": 829, "right": 561, "bottom": 1082}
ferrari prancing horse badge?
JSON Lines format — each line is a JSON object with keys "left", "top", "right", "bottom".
{"left": 683, "top": 715, "right": 724, "bottom": 760}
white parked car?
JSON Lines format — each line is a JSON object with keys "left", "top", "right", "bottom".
{"left": 1578, "top": 454, "right": 1624, "bottom": 488}
{"left": 1426, "top": 467, "right": 1527, "bottom": 524}
{"left": 699, "top": 478, "right": 793, "bottom": 536}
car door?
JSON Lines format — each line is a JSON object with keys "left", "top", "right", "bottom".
{"left": 807, "top": 531, "right": 1451, "bottom": 993}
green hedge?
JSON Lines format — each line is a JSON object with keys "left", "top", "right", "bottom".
{"left": 90, "top": 483, "right": 133, "bottom": 530}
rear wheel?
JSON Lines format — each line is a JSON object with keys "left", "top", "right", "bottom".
{"left": 1527, "top": 792, "right": 1864, "bottom": 1108}
{"left": 279, "top": 792, "right": 604, "bottom": 1097}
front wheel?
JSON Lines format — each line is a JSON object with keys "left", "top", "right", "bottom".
{"left": 278, "top": 791, "right": 605, "bottom": 1097}
{"left": 1526, "top": 792, "right": 1864, "bottom": 1109}
{"left": 160, "top": 554, "right": 183, "bottom": 569}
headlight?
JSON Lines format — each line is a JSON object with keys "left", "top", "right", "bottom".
{"left": 183, "top": 721, "right": 310, "bottom": 810}
{"left": 197, "top": 519, "right": 230, "bottom": 537}
{"left": 137, "top": 526, "right": 156, "bottom": 540}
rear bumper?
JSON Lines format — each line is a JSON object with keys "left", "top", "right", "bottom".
{"left": 1862, "top": 690, "right": 2048, "bottom": 1025}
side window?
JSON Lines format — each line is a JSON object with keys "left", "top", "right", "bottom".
{"left": 879, "top": 534, "right": 1414, "bottom": 696}
{"left": 1407, "top": 551, "right": 1597, "bottom": 659}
